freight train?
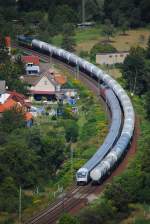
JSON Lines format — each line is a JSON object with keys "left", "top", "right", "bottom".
{"left": 17, "top": 35, "right": 135, "bottom": 185}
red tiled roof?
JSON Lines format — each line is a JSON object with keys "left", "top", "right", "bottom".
{"left": 54, "top": 74, "right": 67, "bottom": 85}
{"left": 0, "top": 99, "right": 16, "bottom": 112}
{"left": 7, "top": 91, "right": 31, "bottom": 108}
{"left": 0, "top": 104, "right": 5, "bottom": 113}
{"left": 21, "top": 55, "right": 40, "bottom": 65}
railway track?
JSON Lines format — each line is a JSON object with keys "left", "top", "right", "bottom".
{"left": 15, "top": 45, "right": 138, "bottom": 224}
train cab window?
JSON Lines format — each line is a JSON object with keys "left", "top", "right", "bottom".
{"left": 77, "top": 172, "right": 86, "bottom": 178}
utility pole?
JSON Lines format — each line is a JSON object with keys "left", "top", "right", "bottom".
{"left": 50, "top": 51, "right": 53, "bottom": 66}
{"left": 82, "top": 0, "right": 85, "bottom": 24}
{"left": 19, "top": 186, "right": 22, "bottom": 224}
{"left": 76, "top": 63, "right": 79, "bottom": 80}
{"left": 70, "top": 142, "right": 74, "bottom": 181}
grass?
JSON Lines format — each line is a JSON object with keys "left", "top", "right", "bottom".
{"left": 52, "top": 26, "right": 150, "bottom": 53}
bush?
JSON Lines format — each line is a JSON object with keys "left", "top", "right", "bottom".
{"left": 90, "top": 43, "right": 117, "bottom": 62}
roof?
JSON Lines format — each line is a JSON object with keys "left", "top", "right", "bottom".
{"left": 7, "top": 91, "right": 31, "bottom": 108}
{"left": 22, "top": 72, "right": 58, "bottom": 87}
{"left": 22, "top": 55, "right": 40, "bottom": 65}
{"left": 54, "top": 74, "right": 67, "bottom": 85}
{"left": 96, "top": 51, "right": 129, "bottom": 55}
{"left": 0, "top": 99, "right": 16, "bottom": 112}
{"left": 0, "top": 80, "right": 6, "bottom": 94}
{"left": 22, "top": 75, "right": 40, "bottom": 86}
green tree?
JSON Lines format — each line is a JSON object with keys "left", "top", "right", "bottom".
{"left": 0, "top": 138, "right": 38, "bottom": 187}
{"left": 0, "top": 108, "right": 25, "bottom": 133}
{"left": 63, "top": 120, "right": 79, "bottom": 142}
{"left": 122, "top": 47, "right": 147, "bottom": 95}
{"left": 0, "top": 177, "right": 18, "bottom": 212}
{"left": 61, "top": 23, "right": 76, "bottom": 52}
{"left": 59, "top": 213, "right": 79, "bottom": 224}
{"left": 0, "top": 61, "right": 28, "bottom": 94}
{"left": 102, "top": 19, "right": 115, "bottom": 42}
{"left": 144, "top": 91, "right": 150, "bottom": 120}
{"left": 146, "top": 36, "right": 150, "bottom": 59}
{"left": 90, "top": 42, "right": 116, "bottom": 62}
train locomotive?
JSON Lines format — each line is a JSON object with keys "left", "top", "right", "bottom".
{"left": 17, "top": 35, "right": 135, "bottom": 185}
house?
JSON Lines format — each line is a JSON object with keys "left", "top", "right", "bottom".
{"left": 21, "top": 55, "right": 40, "bottom": 75}
{"left": 96, "top": 51, "right": 129, "bottom": 65}
{"left": 0, "top": 91, "right": 33, "bottom": 126}
{"left": 23, "top": 71, "right": 66, "bottom": 101}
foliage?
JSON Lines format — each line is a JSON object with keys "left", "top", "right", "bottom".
{"left": 0, "top": 108, "right": 25, "bottom": 133}
{"left": 90, "top": 42, "right": 116, "bottom": 62}
{"left": 61, "top": 23, "right": 76, "bottom": 52}
{"left": 0, "top": 56, "right": 28, "bottom": 94}
{"left": 104, "top": 0, "right": 150, "bottom": 27}
{"left": 144, "top": 91, "right": 150, "bottom": 120}
{"left": 58, "top": 213, "right": 79, "bottom": 224}
{"left": 102, "top": 19, "right": 115, "bottom": 41}
{"left": 122, "top": 46, "right": 147, "bottom": 95}
{"left": 79, "top": 199, "right": 116, "bottom": 224}
{"left": 62, "top": 119, "right": 79, "bottom": 143}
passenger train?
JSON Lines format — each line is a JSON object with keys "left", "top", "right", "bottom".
{"left": 17, "top": 35, "right": 135, "bottom": 185}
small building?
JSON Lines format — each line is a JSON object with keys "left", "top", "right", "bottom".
{"left": 96, "top": 51, "right": 129, "bottom": 65}
{"left": 23, "top": 70, "right": 68, "bottom": 101}
{"left": 23, "top": 72, "right": 60, "bottom": 101}
{"left": 21, "top": 55, "right": 40, "bottom": 75}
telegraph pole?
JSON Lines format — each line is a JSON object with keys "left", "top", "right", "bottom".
{"left": 71, "top": 145, "right": 74, "bottom": 180}
{"left": 76, "top": 63, "right": 79, "bottom": 80}
{"left": 82, "top": 0, "right": 85, "bottom": 24}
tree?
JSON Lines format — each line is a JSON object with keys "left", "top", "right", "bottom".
{"left": 90, "top": 42, "right": 116, "bottom": 62}
{"left": 0, "top": 177, "right": 18, "bottom": 212}
{"left": 146, "top": 36, "right": 150, "bottom": 59}
{"left": 63, "top": 120, "right": 79, "bottom": 142}
{"left": 0, "top": 138, "right": 38, "bottom": 187}
{"left": 58, "top": 213, "right": 79, "bottom": 224}
{"left": 0, "top": 108, "right": 25, "bottom": 133}
{"left": 119, "top": 16, "right": 129, "bottom": 35}
{"left": 144, "top": 91, "right": 150, "bottom": 120}
{"left": 61, "top": 23, "right": 76, "bottom": 52}
{"left": 0, "top": 61, "right": 28, "bottom": 94}
{"left": 102, "top": 19, "right": 115, "bottom": 42}
{"left": 122, "top": 47, "right": 147, "bottom": 95}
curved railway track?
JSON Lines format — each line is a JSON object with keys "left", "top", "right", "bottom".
{"left": 15, "top": 45, "right": 138, "bottom": 224}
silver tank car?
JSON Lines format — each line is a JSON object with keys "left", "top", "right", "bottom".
{"left": 31, "top": 38, "right": 135, "bottom": 184}
{"left": 76, "top": 88, "right": 122, "bottom": 184}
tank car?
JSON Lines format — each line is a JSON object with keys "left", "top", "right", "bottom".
{"left": 76, "top": 88, "right": 122, "bottom": 184}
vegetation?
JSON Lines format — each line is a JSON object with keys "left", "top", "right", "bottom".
{"left": 61, "top": 23, "right": 76, "bottom": 52}
{"left": 57, "top": 35, "right": 150, "bottom": 224}
{"left": 90, "top": 42, "right": 116, "bottom": 62}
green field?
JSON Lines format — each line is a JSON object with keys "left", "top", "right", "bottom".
{"left": 52, "top": 26, "right": 150, "bottom": 53}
